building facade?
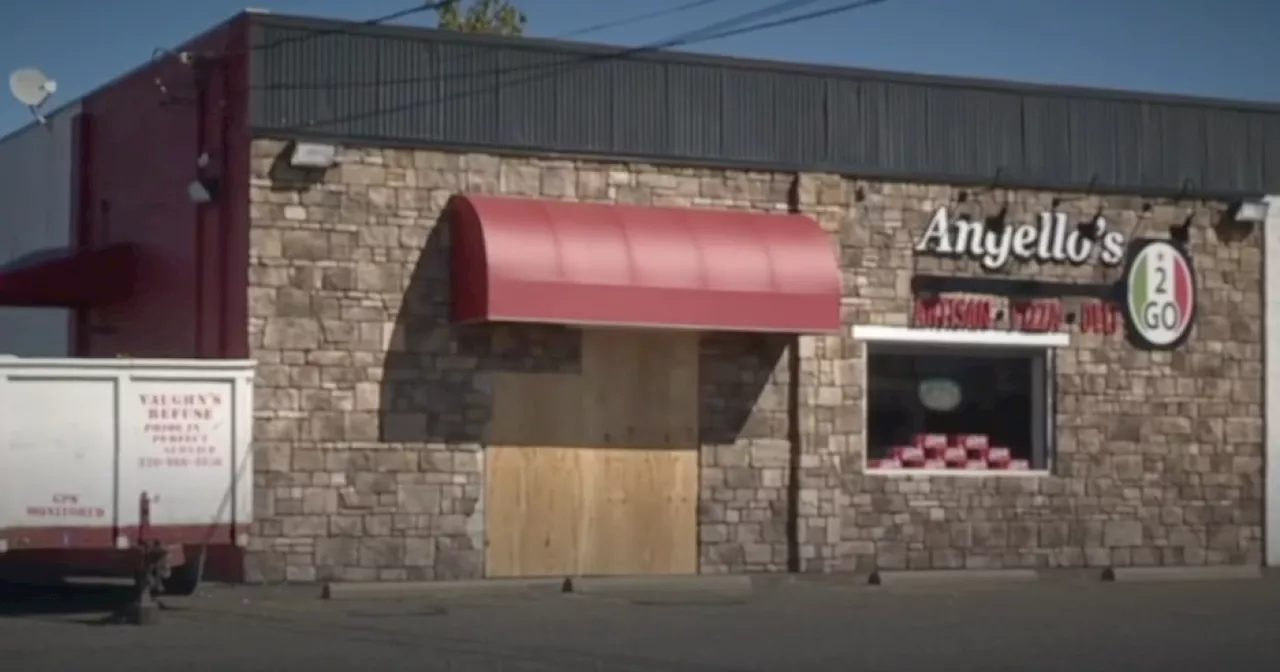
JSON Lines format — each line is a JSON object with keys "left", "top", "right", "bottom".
{"left": 1, "top": 11, "right": 1277, "bottom": 582}
{"left": 247, "top": 144, "right": 1264, "bottom": 581}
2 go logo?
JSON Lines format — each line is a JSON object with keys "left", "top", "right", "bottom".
{"left": 1123, "top": 239, "right": 1197, "bottom": 349}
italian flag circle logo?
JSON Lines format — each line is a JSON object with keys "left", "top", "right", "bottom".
{"left": 1125, "top": 240, "right": 1196, "bottom": 348}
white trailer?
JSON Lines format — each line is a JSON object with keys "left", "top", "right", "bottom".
{"left": 0, "top": 358, "right": 255, "bottom": 603}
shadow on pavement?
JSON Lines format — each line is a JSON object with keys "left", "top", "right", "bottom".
{"left": 0, "top": 579, "right": 142, "bottom": 624}
{"left": 185, "top": 603, "right": 746, "bottom": 672}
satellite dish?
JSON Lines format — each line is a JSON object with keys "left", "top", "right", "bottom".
{"left": 9, "top": 68, "right": 57, "bottom": 124}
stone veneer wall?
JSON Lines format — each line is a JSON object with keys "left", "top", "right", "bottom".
{"left": 845, "top": 192, "right": 1263, "bottom": 570}
{"left": 246, "top": 139, "right": 1263, "bottom": 582}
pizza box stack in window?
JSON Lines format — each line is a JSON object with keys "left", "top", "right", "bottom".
{"left": 872, "top": 435, "right": 1033, "bottom": 471}
{"left": 986, "top": 446, "right": 1011, "bottom": 469}
{"left": 917, "top": 433, "right": 948, "bottom": 459}
{"left": 887, "top": 445, "right": 923, "bottom": 469}
{"left": 957, "top": 437, "right": 1029, "bottom": 470}
{"left": 954, "top": 434, "right": 990, "bottom": 470}
{"left": 875, "top": 450, "right": 906, "bottom": 465}
{"left": 942, "top": 445, "right": 968, "bottom": 468}
{"left": 884, "top": 435, "right": 958, "bottom": 470}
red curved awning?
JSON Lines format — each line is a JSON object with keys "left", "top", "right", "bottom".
{"left": 448, "top": 195, "right": 840, "bottom": 333}
{"left": 0, "top": 243, "right": 138, "bottom": 308}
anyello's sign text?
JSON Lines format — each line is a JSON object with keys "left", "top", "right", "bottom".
{"left": 915, "top": 207, "right": 1126, "bottom": 270}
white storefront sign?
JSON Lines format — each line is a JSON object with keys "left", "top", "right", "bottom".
{"left": 915, "top": 207, "right": 1127, "bottom": 271}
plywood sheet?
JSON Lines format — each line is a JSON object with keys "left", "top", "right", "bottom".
{"left": 581, "top": 329, "right": 699, "bottom": 449}
{"left": 485, "top": 444, "right": 585, "bottom": 578}
{"left": 486, "top": 445, "right": 697, "bottom": 577}
{"left": 486, "top": 373, "right": 584, "bottom": 579}
{"left": 485, "top": 329, "right": 700, "bottom": 578}
{"left": 488, "top": 373, "right": 585, "bottom": 447}
{"left": 575, "top": 446, "right": 698, "bottom": 576}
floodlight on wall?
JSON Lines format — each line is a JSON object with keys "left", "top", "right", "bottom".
{"left": 187, "top": 178, "right": 219, "bottom": 205}
{"left": 1169, "top": 213, "right": 1193, "bottom": 246}
{"left": 984, "top": 204, "right": 1008, "bottom": 235}
{"left": 1077, "top": 206, "right": 1106, "bottom": 241}
{"left": 288, "top": 141, "right": 338, "bottom": 169}
{"left": 187, "top": 150, "right": 221, "bottom": 205}
{"left": 1229, "top": 199, "right": 1269, "bottom": 224}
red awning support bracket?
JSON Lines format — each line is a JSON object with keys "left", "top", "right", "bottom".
{"left": 447, "top": 194, "right": 840, "bottom": 333}
{"left": 0, "top": 242, "right": 139, "bottom": 308}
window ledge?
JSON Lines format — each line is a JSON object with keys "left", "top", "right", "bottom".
{"left": 865, "top": 468, "right": 1052, "bottom": 478}
{"left": 851, "top": 325, "right": 1070, "bottom": 348}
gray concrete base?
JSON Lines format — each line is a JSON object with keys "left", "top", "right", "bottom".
{"left": 320, "top": 578, "right": 567, "bottom": 600}
{"left": 566, "top": 574, "right": 752, "bottom": 596}
{"left": 320, "top": 565, "right": 1261, "bottom": 600}
{"left": 869, "top": 569, "right": 1039, "bottom": 586}
{"left": 1101, "top": 565, "right": 1263, "bottom": 583}
{"left": 321, "top": 574, "right": 752, "bottom": 600}
{"left": 768, "top": 573, "right": 872, "bottom": 588}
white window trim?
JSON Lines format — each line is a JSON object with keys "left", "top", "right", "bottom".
{"left": 1264, "top": 194, "right": 1280, "bottom": 567}
{"left": 863, "top": 468, "right": 1052, "bottom": 478}
{"left": 852, "top": 325, "right": 1071, "bottom": 349}
{"left": 852, "top": 323, "right": 1060, "bottom": 477}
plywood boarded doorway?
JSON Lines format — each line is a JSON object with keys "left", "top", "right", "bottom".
{"left": 485, "top": 329, "right": 698, "bottom": 578}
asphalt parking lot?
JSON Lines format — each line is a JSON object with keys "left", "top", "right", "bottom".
{"left": 2, "top": 573, "right": 1279, "bottom": 672}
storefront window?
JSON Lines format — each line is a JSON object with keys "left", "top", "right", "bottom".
{"left": 865, "top": 343, "right": 1053, "bottom": 472}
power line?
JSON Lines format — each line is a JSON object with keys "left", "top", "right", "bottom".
{"left": 274, "top": 0, "right": 895, "bottom": 134}
{"left": 694, "top": 0, "right": 892, "bottom": 45}
{"left": 641, "top": 0, "right": 831, "bottom": 53}
{"left": 255, "top": 0, "right": 830, "bottom": 91}
{"left": 555, "top": 0, "right": 731, "bottom": 40}
{"left": 246, "top": 1, "right": 457, "bottom": 56}
{"left": 149, "top": 0, "right": 453, "bottom": 108}
{"left": 153, "top": 1, "right": 456, "bottom": 65}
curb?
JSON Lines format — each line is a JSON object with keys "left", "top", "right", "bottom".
{"left": 566, "top": 575, "right": 753, "bottom": 596}
{"left": 319, "top": 564, "right": 1262, "bottom": 600}
{"left": 1101, "top": 565, "right": 1263, "bottom": 583}
{"left": 868, "top": 569, "right": 1039, "bottom": 586}
{"left": 320, "top": 578, "right": 566, "bottom": 600}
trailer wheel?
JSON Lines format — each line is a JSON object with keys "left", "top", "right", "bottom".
{"left": 162, "top": 561, "right": 202, "bottom": 596}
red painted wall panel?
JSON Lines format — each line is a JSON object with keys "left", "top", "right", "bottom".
{"left": 77, "top": 18, "right": 251, "bottom": 359}
{"left": 10, "top": 16, "right": 257, "bottom": 582}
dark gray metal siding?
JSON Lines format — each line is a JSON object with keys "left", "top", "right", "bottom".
{"left": 248, "top": 16, "right": 1280, "bottom": 198}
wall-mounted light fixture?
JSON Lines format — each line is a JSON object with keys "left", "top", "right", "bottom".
{"left": 1169, "top": 212, "right": 1193, "bottom": 246}
{"left": 1077, "top": 206, "right": 1105, "bottom": 241}
{"left": 288, "top": 141, "right": 339, "bottom": 169}
{"left": 187, "top": 151, "right": 220, "bottom": 205}
{"left": 1077, "top": 218, "right": 1099, "bottom": 241}
{"left": 985, "top": 204, "right": 1008, "bottom": 235}
{"left": 187, "top": 178, "right": 218, "bottom": 204}
{"left": 1228, "top": 199, "right": 1269, "bottom": 224}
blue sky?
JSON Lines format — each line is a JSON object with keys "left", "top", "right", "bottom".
{"left": 0, "top": 0, "right": 1276, "bottom": 135}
